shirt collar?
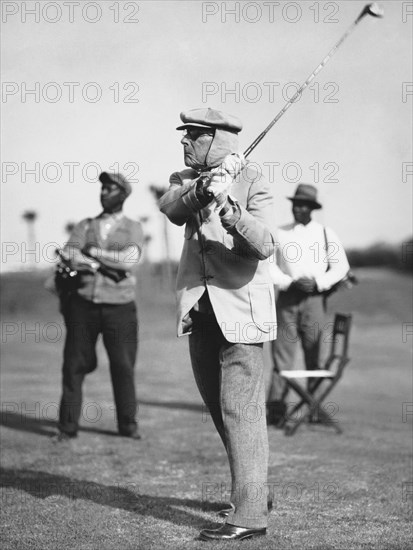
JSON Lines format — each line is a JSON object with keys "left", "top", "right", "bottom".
{"left": 293, "top": 219, "right": 314, "bottom": 229}
{"left": 98, "top": 211, "right": 124, "bottom": 222}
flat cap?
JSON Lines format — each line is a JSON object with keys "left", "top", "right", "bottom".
{"left": 176, "top": 108, "right": 243, "bottom": 133}
{"left": 99, "top": 172, "right": 132, "bottom": 197}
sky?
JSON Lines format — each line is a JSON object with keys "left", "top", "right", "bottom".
{"left": 1, "top": 0, "right": 412, "bottom": 270}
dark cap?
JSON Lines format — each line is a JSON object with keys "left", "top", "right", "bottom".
{"left": 99, "top": 172, "right": 132, "bottom": 197}
{"left": 176, "top": 108, "right": 243, "bottom": 134}
{"left": 287, "top": 184, "right": 322, "bottom": 209}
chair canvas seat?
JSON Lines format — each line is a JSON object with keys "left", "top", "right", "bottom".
{"left": 280, "top": 370, "right": 334, "bottom": 379}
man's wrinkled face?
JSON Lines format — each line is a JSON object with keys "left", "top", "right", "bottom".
{"left": 292, "top": 200, "right": 314, "bottom": 225}
{"left": 100, "top": 182, "right": 125, "bottom": 213}
{"left": 180, "top": 127, "right": 215, "bottom": 170}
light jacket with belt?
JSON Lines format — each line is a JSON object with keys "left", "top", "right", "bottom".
{"left": 159, "top": 163, "right": 277, "bottom": 344}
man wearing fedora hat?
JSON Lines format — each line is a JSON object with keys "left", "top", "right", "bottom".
{"left": 266, "top": 183, "right": 350, "bottom": 427}
{"left": 55, "top": 172, "right": 144, "bottom": 441}
{"left": 158, "top": 108, "right": 276, "bottom": 541}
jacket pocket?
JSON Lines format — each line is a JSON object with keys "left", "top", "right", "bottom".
{"left": 248, "top": 283, "right": 275, "bottom": 333}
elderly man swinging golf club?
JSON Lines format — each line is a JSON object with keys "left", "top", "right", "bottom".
{"left": 158, "top": 108, "right": 277, "bottom": 541}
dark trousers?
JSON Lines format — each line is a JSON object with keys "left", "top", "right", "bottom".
{"left": 58, "top": 294, "right": 138, "bottom": 436}
{"left": 268, "top": 291, "right": 325, "bottom": 404}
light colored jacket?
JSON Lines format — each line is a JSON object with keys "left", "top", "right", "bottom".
{"left": 159, "top": 164, "right": 277, "bottom": 344}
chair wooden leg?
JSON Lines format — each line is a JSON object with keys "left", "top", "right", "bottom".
{"left": 281, "top": 379, "right": 344, "bottom": 435}
{"left": 317, "top": 406, "right": 342, "bottom": 434}
{"left": 284, "top": 423, "right": 297, "bottom": 436}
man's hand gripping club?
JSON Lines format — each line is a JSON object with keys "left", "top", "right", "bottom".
{"left": 200, "top": 153, "right": 246, "bottom": 210}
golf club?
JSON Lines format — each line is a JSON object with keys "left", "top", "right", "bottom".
{"left": 243, "top": 3, "right": 384, "bottom": 158}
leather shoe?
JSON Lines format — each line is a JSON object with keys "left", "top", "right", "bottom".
{"left": 199, "top": 523, "right": 266, "bottom": 541}
{"left": 52, "top": 431, "right": 77, "bottom": 443}
{"left": 218, "top": 500, "right": 273, "bottom": 518}
{"left": 119, "top": 430, "right": 141, "bottom": 440}
{"left": 267, "top": 401, "right": 287, "bottom": 428}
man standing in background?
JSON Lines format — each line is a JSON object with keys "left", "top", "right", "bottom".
{"left": 267, "top": 184, "right": 350, "bottom": 427}
{"left": 56, "top": 172, "right": 144, "bottom": 441}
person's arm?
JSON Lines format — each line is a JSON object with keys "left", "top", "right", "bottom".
{"left": 62, "top": 219, "right": 98, "bottom": 271}
{"left": 86, "top": 222, "right": 144, "bottom": 273}
{"left": 218, "top": 170, "right": 276, "bottom": 261}
{"left": 160, "top": 162, "right": 276, "bottom": 260}
{"left": 315, "top": 227, "right": 350, "bottom": 292}
{"left": 267, "top": 250, "right": 294, "bottom": 290}
{"left": 85, "top": 245, "right": 140, "bottom": 273}
{"left": 159, "top": 170, "right": 212, "bottom": 226}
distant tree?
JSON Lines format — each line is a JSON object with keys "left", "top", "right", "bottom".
{"left": 22, "top": 210, "right": 37, "bottom": 224}
{"left": 149, "top": 185, "right": 172, "bottom": 286}
{"left": 65, "top": 222, "right": 76, "bottom": 235}
{"left": 347, "top": 237, "right": 413, "bottom": 272}
{"left": 400, "top": 237, "right": 413, "bottom": 272}
{"left": 136, "top": 216, "right": 151, "bottom": 264}
{"left": 22, "top": 210, "right": 38, "bottom": 267}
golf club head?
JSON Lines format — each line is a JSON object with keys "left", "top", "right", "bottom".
{"left": 357, "top": 3, "right": 384, "bottom": 21}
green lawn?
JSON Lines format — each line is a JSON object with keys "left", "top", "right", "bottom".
{"left": 1, "top": 267, "right": 412, "bottom": 549}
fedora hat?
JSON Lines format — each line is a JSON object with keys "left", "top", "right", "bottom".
{"left": 287, "top": 184, "right": 322, "bottom": 209}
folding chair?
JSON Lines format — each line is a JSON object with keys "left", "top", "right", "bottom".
{"left": 280, "top": 313, "right": 352, "bottom": 436}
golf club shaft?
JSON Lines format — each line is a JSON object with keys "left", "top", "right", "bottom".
{"left": 243, "top": 12, "right": 368, "bottom": 158}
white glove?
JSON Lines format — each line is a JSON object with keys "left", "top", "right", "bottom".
{"left": 219, "top": 153, "right": 246, "bottom": 178}
{"left": 206, "top": 153, "right": 246, "bottom": 208}
{"left": 207, "top": 168, "right": 233, "bottom": 204}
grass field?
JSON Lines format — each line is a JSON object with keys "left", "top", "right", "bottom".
{"left": 1, "top": 267, "right": 412, "bottom": 549}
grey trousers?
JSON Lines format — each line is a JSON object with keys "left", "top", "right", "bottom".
{"left": 189, "top": 312, "right": 269, "bottom": 529}
{"left": 268, "top": 291, "right": 326, "bottom": 403}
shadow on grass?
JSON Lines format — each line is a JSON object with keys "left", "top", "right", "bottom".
{"left": 0, "top": 467, "right": 222, "bottom": 529}
{"left": 0, "top": 411, "right": 118, "bottom": 438}
{"left": 138, "top": 399, "right": 204, "bottom": 412}
{"left": 1, "top": 399, "right": 207, "bottom": 439}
